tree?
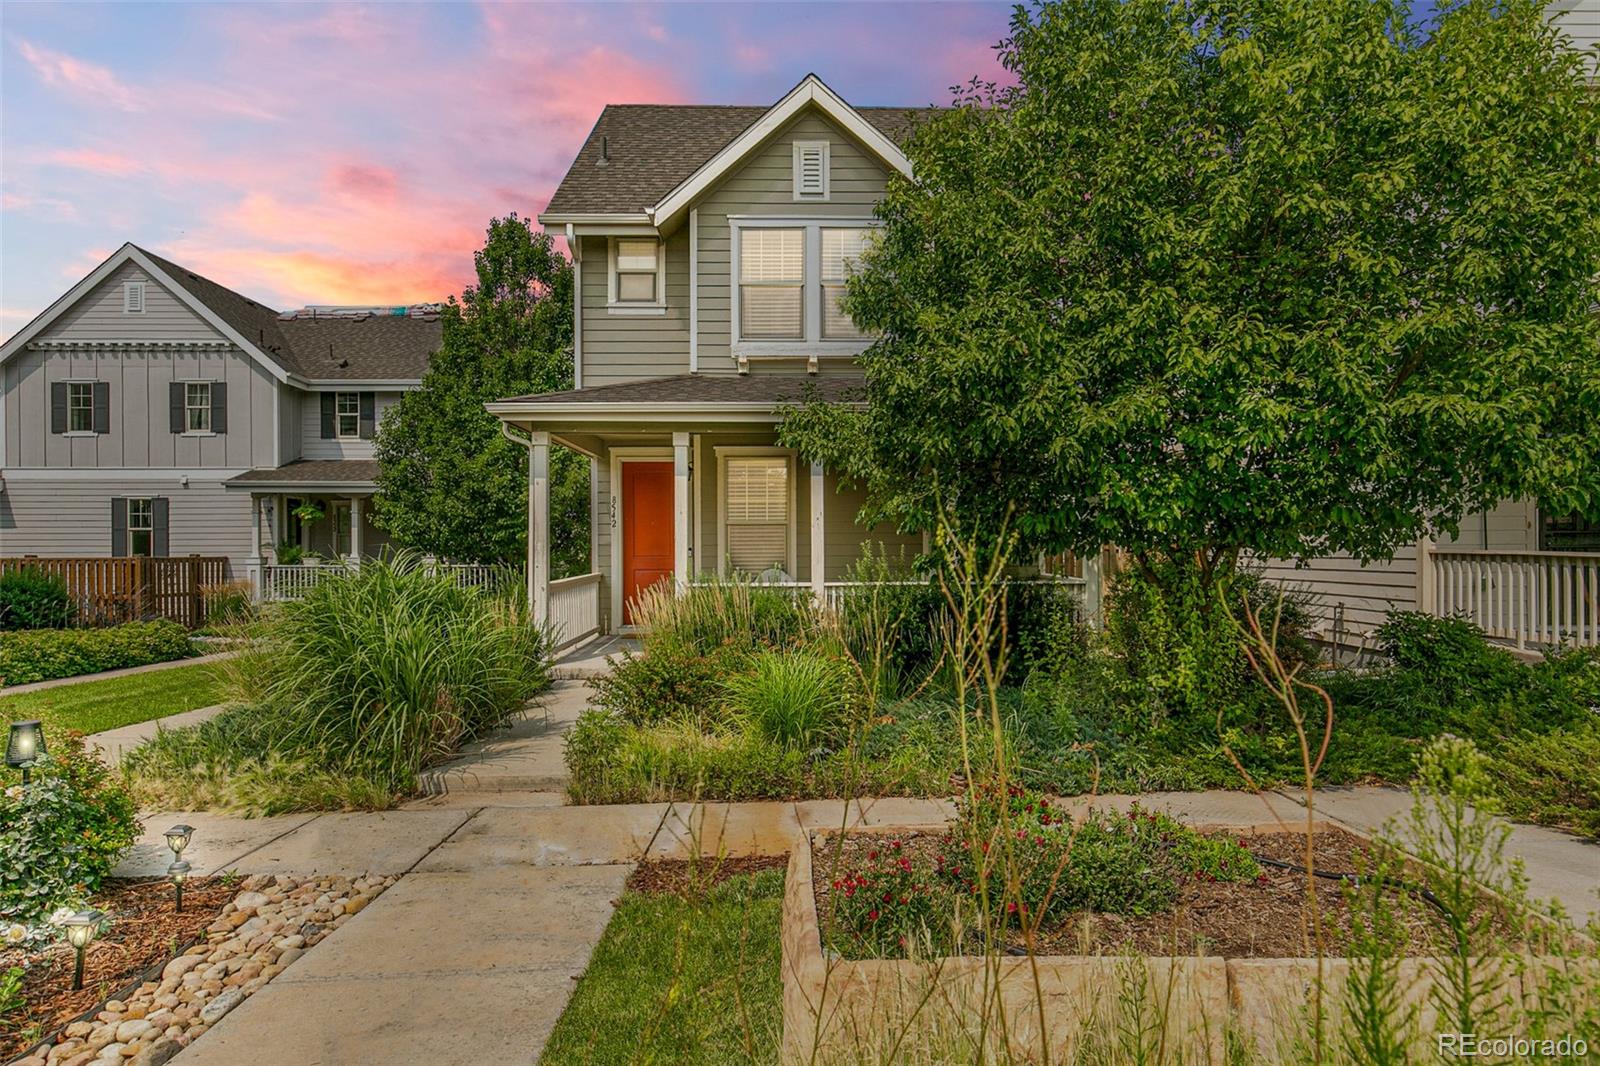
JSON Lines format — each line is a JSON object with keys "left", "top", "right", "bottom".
{"left": 374, "top": 215, "right": 589, "bottom": 574}
{"left": 780, "top": 0, "right": 1600, "bottom": 590}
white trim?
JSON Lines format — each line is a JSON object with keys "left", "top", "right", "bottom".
{"left": 810, "top": 460, "right": 826, "bottom": 596}
{"left": 179, "top": 379, "right": 214, "bottom": 435}
{"left": 224, "top": 480, "right": 377, "bottom": 493}
{"left": 529, "top": 431, "right": 550, "bottom": 624}
{"left": 0, "top": 244, "right": 293, "bottom": 382}
{"left": 292, "top": 380, "right": 420, "bottom": 390}
{"left": 1, "top": 467, "right": 251, "bottom": 481}
{"left": 729, "top": 217, "right": 879, "bottom": 364}
{"left": 537, "top": 211, "right": 653, "bottom": 229}
{"left": 673, "top": 432, "right": 690, "bottom": 590}
{"left": 607, "top": 446, "right": 675, "bottom": 630}
{"left": 333, "top": 391, "right": 362, "bottom": 439}
{"left": 692, "top": 433, "right": 705, "bottom": 577}
{"left": 649, "top": 74, "right": 911, "bottom": 229}
{"left": 714, "top": 445, "right": 798, "bottom": 579}
{"left": 792, "top": 141, "right": 831, "bottom": 201}
{"left": 570, "top": 226, "right": 584, "bottom": 391}
{"left": 607, "top": 236, "right": 667, "bottom": 312}
{"left": 689, "top": 208, "right": 699, "bottom": 373}
{"left": 489, "top": 400, "right": 857, "bottom": 425}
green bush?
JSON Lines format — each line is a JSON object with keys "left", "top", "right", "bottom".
{"left": 633, "top": 577, "right": 814, "bottom": 656}
{"left": 589, "top": 643, "right": 751, "bottom": 727}
{"left": 0, "top": 569, "right": 74, "bottom": 630}
{"left": 0, "top": 735, "right": 139, "bottom": 938}
{"left": 724, "top": 650, "right": 855, "bottom": 750}
{"left": 1374, "top": 612, "right": 1525, "bottom": 704}
{"left": 0, "top": 620, "right": 194, "bottom": 686}
{"left": 1493, "top": 721, "right": 1600, "bottom": 838}
{"left": 122, "top": 554, "right": 547, "bottom": 809}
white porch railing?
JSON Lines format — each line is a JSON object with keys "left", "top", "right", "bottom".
{"left": 756, "top": 576, "right": 1088, "bottom": 613}
{"left": 1429, "top": 549, "right": 1599, "bottom": 648}
{"left": 259, "top": 563, "right": 350, "bottom": 602}
{"left": 548, "top": 572, "right": 602, "bottom": 650}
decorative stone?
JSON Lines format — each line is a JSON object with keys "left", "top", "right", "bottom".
{"left": 129, "top": 1039, "right": 183, "bottom": 1066}
{"left": 160, "top": 955, "right": 203, "bottom": 982}
{"left": 232, "top": 891, "right": 270, "bottom": 912}
{"left": 275, "top": 946, "right": 304, "bottom": 968}
{"left": 113, "top": 1021, "right": 153, "bottom": 1043}
{"left": 198, "top": 988, "right": 244, "bottom": 1025}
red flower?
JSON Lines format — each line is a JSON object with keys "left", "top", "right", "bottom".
{"left": 868, "top": 910, "right": 880, "bottom": 921}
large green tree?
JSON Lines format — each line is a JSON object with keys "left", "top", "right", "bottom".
{"left": 374, "top": 216, "right": 589, "bottom": 573}
{"left": 781, "top": 0, "right": 1600, "bottom": 586}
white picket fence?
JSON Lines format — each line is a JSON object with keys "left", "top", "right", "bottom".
{"left": 1429, "top": 549, "right": 1599, "bottom": 648}
{"left": 548, "top": 572, "right": 602, "bottom": 649}
{"left": 257, "top": 561, "right": 512, "bottom": 603}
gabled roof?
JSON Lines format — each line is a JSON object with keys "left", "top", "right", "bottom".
{"left": 1, "top": 243, "right": 442, "bottom": 384}
{"left": 540, "top": 74, "right": 933, "bottom": 225}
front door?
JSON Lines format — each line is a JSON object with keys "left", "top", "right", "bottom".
{"left": 621, "top": 461, "right": 674, "bottom": 625}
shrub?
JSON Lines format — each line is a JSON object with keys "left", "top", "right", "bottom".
{"left": 826, "top": 837, "right": 957, "bottom": 956}
{"left": 123, "top": 554, "right": 547, "bottom": 808}
{"left": 589, "top": 643, "right": 751, "bottom": 727}
{"left": 0, "top": 569, "right": 74, "bottom": 630}
{"left": 1375, "top": 612, "right": 1524, "bottom": 703}
{"left": 201, "top": 580, "right": 256, "bottom": 628}
{"left": 0, "top": 620, "right": 194, "bottom": 686}
{"left": 633, "top": 577, "right": 813, "bottom": 656}
{"left": 1493, "top": 721, "right": 1600, "bottom": 839}
{"left": 563, "top": 710, "right": 810, "bottom": 804}
{"left": 724, "top": 650, "right": 855, "bottom": 750}
{"left": 0, "top": 735, "right": 139, "bottom": 937}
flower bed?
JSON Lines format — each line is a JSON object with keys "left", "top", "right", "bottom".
{"left": 6, "top": 872, "right": 396, "bottom": 1066}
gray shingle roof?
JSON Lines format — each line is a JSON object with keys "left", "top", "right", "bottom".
{"left": 543, "top": 104, "right": 932, "bottom": 217}
{"left": 138, "top": 246, "right": 441, "bottom": 382}
{"left": 226, "top": 459, "right": 380, "bottom": 486}
{"left": 499, "top": 373, "right": 864, "bottom": 406}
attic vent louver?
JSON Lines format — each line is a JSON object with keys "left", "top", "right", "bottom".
{"left": 792, "top": 141, "right": 829, "bottom": 200}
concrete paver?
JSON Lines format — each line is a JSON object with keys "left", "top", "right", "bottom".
{"left": 84, "top": 703, "right": 228, "bottom": 766}
{"left": 114, "top": 811, "right": 319, "bottom": 878}
{"left": 226, "top": 809, "right": 476, "bottom": 876}
{"left": 414, "top": 802, "right": 669, "bottom": 871}
{"left": 649, "top": 801, "right": 803, "bottom": 859}
{"left": 419, "top": 680, "right": 589, "bottom": 795}
{"left": 1068, "top": 789, "right": 1307, "bottom": 826}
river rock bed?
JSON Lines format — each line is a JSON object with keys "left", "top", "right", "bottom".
{"left": 11, "top": 872, "right": 397, "bottom": 1066}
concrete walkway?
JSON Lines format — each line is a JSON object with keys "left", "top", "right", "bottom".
{"left": 110, "top": 784, "right": 1592, "bottom": 1065}
{"left": 0, "top": 650, "right": 235, "bottom": 695}
{"left": 84, "top": 703, "right": 228, "bottom": 765}
{"left": 416, "top": 680, "right": 589, "bottom": 795}
{"left": 550, "top": 634, "right": 638, "bottom": 680}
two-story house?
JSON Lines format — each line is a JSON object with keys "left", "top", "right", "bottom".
{"left": 489, "top": 75, "right": 942, "bottom": 636}
{"left": 0, "top": 243, "right": 441, "bottom": 591}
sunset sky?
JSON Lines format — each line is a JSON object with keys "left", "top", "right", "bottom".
{"left": 0, "top": 1, "right": 1012, "bottom": 336}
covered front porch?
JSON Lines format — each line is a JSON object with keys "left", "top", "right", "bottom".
{"left": 226, "top": 459, "right": 393, "bottom": 600}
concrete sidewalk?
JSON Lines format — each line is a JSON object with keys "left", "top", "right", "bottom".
{"left": 416, "top": 680, "right": 589, "bottom": 795}
{"left": 84, "top": 703, "right": 228, "bottom": 765}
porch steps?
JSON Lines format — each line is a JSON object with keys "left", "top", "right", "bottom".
{"left": 417, "top": 680, "right": 588, "bottom": 796}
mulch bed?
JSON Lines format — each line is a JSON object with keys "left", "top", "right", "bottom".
{"left": 812, "top": 826, "right": 1495, "bottom": 959}
{"left": 0, "top": 877, "right": 236, "bottom": 1061}
{"left": 628, "top": 856, "right": 790, "bottom": 898}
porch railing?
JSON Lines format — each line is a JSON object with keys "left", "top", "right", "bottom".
{"left": 758, "top": 575, "right": 1088, "bottom": 613}
{"left": 259, "top": 563, "right": 349, "bottom": 602}
{"left": 548, "top": 572, "right": 603, "bottom": 650}
{"left": 1428, "top": 549, "right": 1599, "bottom": 648}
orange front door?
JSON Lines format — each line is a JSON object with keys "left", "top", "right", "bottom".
{"left": 621, "top": 461, "right": 674, "bottom": 625}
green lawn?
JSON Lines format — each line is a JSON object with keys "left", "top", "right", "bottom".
{"left": 541, "top": 867, "right": 784, "bottom": 1066}
{"left": 0, "top": 660, "right": 228, "bottom": 740}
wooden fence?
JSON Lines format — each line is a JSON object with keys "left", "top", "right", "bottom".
{"left": 0, "top": 556, "right": 229, "bottom": 628}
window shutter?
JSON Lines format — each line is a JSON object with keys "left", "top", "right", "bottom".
{"left": 151, "top": 497, "right": 170, "bottom": 557}
{"left": 210, "top": 382, "right": 228, "bottom": 434}
{"left": 169, "top": 382, "right": 185, "bottom": 434}
{"left": 320, "top": 393, "right": 336, "bottom": 438}
{"left": 92, "top": 381, "right": 111, "bottom": 434}
{"left": 359, "top": 392, "right": 376, "bottom": 439}
{"left": 111, "top": 498, "right": 128, "bottom": 557}
{"left": 50, "top": 382, "right": 68, "bottom": 434}
{"left": 793, "top": 142, "right": 828, "bottom": 199}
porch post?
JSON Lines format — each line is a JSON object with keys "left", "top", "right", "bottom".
{"left": 810, "top": 461, "right": 826, "bottom": 606}
{"left": 1415, "top": 535, "right": 1434, "bottom": 614}
{"left": 349, "top": 496, "right": 363, "bottom": 568}
{"left": 529, "top": 431, "right": 551, "bottom": 625}
{"left": 247, "top": 495, "right": 264, "bottom": 602}
{"left": 673, "top": 432, "right": 690, "bottom": 590}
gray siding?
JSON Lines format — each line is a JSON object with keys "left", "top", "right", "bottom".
{"left": 41, "top": 261, "right": 225, "bottom": 343}
{"left": 278, "top": 385, "right": 301, "bottom": 463}
{"left": 578, "top": 231, "right": 692, "bottom": 385}
{"left": 298, "top": 390, "right": 400, "bottom": 459}
{"left": 0, "top": 477, "right": 253, "bottom": 576}
{"left": 1551, "top": 0, "right": 1600, "bottom": 76}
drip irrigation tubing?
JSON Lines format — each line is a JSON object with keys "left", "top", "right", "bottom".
{"left": 1253, "top": 855, "right": 1450, "bottom": 917}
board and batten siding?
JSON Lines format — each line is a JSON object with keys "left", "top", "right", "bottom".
{"left": 297, "top": 390, "right": 401, "bottom": 459}
{"left": 0, "top": 477, "right": 253, "bottom": 576}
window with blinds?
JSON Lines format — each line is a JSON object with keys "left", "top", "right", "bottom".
{"left": 725, "top": 457, "right": 790, "bottom": 575}
{"left": 739, "top": 229, "right": 803, "bottom": 338}
{"left": 614, "top": 239, "right": 660, "bottom": 303}
{"left": 822, "top": 227, "right": 873, "bottom": 338}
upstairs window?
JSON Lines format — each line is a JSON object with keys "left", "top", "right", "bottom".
{"left": 609, "top": 238, "right": 664, "bottom": 309}
{"left": 739, "top": 228, "right": 804, "bottom": 339}
{"left": 185, "top": 382, "right": 212, "bottom": 433}
{"left": 821, "top": 228, "right": 873, "bottom": 339}
{"left": 792, "top": 141, "right": 830, "bottom": 200}
{"left": 68, "top": 382, "right": 94, "bottom": 433}
{"left": 123, "top": 281, "right": 145, "bottom": 313}
{"left": 336, "top": 392, "right": 361, "bottom": 438}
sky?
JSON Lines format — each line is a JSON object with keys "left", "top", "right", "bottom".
{"left": 0, "top": 1, "right": 1014, "bottom": 336}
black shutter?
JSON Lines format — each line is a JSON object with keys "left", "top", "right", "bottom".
{"left": 151, "top": 498, "right": 170, "bottom": 557}
{"left": 320, "top": 393, "right": 335, "bottom": 438}
{"left": 170, "top": 382, "right": 186, "bottom": 434}
{"left": 359, "top": 392, "right": 376, "bottom": 439}
{"left": 210, "top": 382, "right": 228, "bottom": 434}
{"left": 51, "top": 382, "right": 68, "bottom": 434}
{"left": 92, "top": 381, "right": 111, "bottom": 434}
{"left": 111, "top": 498, "right": 128, "bottom": 556}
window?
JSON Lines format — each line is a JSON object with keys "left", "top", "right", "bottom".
{"left": 793, "top": 141, "right": 830, "bottom": 200}
{"left": 1540, "top": 507, "right": 1600, "bottom": 552}
{"left": 123, "top": 281, "right": 145, "bottom": 313}
{"left": 332, "top": 501, "right": 352, "bottom": 557}
{"left": 613, "top": 239, "right": 660, "bottom": 304}
{"left": 128, "top": 498, "right": 154, "bottom": 557}
{"left": 184, "top": 382, "right": 212, "bottom": 433}
{"left": 821, "top": 228, "right": 873, "bottom": 339}
{"left": 739, "top": 228, "right": 804, "bottom": 339}
{"left": 67, "top": 382, "right": 94, "bottom": 433}
{"left": 723, "top": 456, "right": 791, "bottom": 576}
{"left": 335, "top": 392, "right": 360, "bottom": 438}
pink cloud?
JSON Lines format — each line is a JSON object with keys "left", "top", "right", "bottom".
{"left": 44, "top": 147, "right": 146, "bottom": 176}
{"left": 327, "top": 162, "right": 401, "bottom": 202}
{"left": 14, "top": 38, "right": 143, "bottom": 111}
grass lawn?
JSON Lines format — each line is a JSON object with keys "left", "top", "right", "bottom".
{"left": 0, "top": 660, "right": 228, "bottom": 740}
{"left": 541, "top": 865, "right": 784, "bottom": 1066}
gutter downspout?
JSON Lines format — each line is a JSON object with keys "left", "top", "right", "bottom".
{"left": 567, "top": 223, "right": 582, "bottom": 391}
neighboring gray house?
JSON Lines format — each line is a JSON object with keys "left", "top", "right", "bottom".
{"left": 0, "top": 243, "right": 441, "bottom": 593}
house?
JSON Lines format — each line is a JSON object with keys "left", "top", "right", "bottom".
{"left": 0, "top": 243, "right": 442, "bottom": 595}
{"left": 489, "top": 75, "right": 1085, "bottom": 640}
